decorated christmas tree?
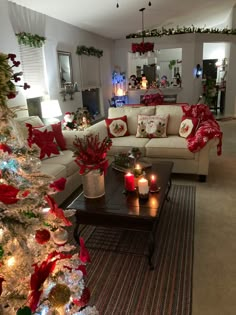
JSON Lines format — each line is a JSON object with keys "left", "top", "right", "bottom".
{"left": 0, "top": 52, "right": 98, "bottom": 315}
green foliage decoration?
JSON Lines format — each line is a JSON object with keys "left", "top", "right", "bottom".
{"left": 76, "top": 45, "right": 103, "bottom": 58}
{"left": 126, "top": 25, "right": 236, "bottom": 39}
{"left": 16, "top": 32, "right": 46, "bottom": 48}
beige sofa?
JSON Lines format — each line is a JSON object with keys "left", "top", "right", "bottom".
{"left": 15, "top": 115, "right": 85, "bottom": 206}
{"left": 87, "top": 104, "right": 220, "bottom": 181}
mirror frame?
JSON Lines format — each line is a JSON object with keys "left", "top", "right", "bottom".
{"left": 57, "top": 51, "right": 73, "bottom": 88}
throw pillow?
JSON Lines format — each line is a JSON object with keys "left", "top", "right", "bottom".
{"left": 136, "top": 114, "right": 169, "bottom": 138}
{"left": 51, "top": 122, "right": 67, "bottom": 150}
{"left": 105, "top": 115, "right": 129, "bottom": 138}
{"left": 30, "top": 125, "right": 60, "bottom": 159}
{"left": 179, "top": 116, "right": 199, "bottom": 138}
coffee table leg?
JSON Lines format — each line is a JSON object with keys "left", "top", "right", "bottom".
{"left": 166, "top": 177, "right": 172, "bottom": 201}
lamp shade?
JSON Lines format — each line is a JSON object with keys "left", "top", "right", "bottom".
{"left": 41, "top": 100, "right": 62, "bottom": 118}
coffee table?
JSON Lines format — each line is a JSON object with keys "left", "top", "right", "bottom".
{"left": 67, "top": 161, "right": 173, "bottom": 269}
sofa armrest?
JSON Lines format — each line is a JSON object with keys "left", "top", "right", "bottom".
{"left": 62, "top": 130, "right": 87, "bottom": 150}
{"left": 86, "top": 120, "right": 109, "bottom": 140}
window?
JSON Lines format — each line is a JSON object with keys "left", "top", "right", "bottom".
{"left": 19, "top": 45, "right": 47, "bottom": 98}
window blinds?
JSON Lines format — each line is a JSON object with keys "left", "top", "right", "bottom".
{"left": 19, "top": 45, "right": 47, "bottom": 98}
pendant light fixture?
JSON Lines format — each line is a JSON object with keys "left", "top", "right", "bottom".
{"left": 131, "top": 7, "right": 154, "bottom": 56}
{"left": 116, "top": 1, "right": 151, "bottom": 8}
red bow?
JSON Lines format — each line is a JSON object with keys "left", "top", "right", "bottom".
{"left": 45, "top": 195, "right": 72, "bottom": 226}
{"left": 49, "top": 177, "right": 66, "bottom": 192}
{"left": 79, "top": 237, "right": 91, "bottom": 263}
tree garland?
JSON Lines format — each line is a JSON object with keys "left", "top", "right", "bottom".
{"left": 76, "top": 45, "right": 103, "bottom": 58}
{"left": 16, "top": 32, "right": 46, "bottom": 48}
{"left": 126, "top": 25, "right": 236, "bottom": 39}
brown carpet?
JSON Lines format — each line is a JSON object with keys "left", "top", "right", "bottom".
{"left": 80, "top": 184, "right": 196, "bottom": 315}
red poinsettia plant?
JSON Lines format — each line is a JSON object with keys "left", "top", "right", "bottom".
{"left": 73, "top": 134, "right": 112, "bottom": 175}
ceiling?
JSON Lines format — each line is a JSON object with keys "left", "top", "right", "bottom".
{"left": 9, "top": 0, "right": 236, "bottom": 40}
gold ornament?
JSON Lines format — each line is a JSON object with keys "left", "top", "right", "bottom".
{"left": 48, "top": 283, "right": 71, "bottom": 307}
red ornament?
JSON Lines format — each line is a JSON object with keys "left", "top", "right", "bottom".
{"left": 35, "top": 229, "right": 51, "bottom": 245}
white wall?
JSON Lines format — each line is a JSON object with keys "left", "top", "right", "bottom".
{"left": 0, "top": 0, "right": 114, "bottom": 118}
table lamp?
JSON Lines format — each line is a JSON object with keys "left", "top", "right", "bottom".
{"left": 41, "top": 99, "right": 62, "bottom": 124}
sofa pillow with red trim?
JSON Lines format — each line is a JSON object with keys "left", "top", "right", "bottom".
{"left": 30, "top": 125, "right": 61, "bottom": 159}
{"left": 179, "top": 116, "right": 199, "bottom": 138}
{"left": 105, "top": 115, "right": 129, "bottom": 138}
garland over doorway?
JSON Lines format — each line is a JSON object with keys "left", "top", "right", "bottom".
{"left": 126, "top": 25, "right": 236, "bottom": 39}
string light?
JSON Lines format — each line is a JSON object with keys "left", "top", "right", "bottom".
{"left": 7, "top": 256, "right": 16, "bottom": 267}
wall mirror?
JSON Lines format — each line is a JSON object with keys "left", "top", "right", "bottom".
{"left": 58, "top": 51, "right": 73, "bottom": 87}
{"left": 128, "top": 48, "right": 182, "bottom": 86}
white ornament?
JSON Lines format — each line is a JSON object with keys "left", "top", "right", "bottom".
{"left": 52, "top": 228, "right": 69, "bottom": 245}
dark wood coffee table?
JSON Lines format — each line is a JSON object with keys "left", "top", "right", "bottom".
{"left": 67, "top": 161, "right": 173, "bottom": 269}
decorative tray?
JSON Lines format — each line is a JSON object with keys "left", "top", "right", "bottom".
{"left": 111, "top": 160, "right": 152, "bottom": 173}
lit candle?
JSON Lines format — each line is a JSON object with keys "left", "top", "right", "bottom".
{"left": 138, "top": 177, "right": 149, "bottom": 195}
{"left": 124, "top": 172, "right": 135, "bottom": 191}
{"left": 150, "top": 174, "right": 158, "bottom": 192}
{"left": 134, "top": 163, "right": 142, "bottom": 176}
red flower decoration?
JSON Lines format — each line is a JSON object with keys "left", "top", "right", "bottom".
{"left": 49, "top": 177, "right": 66, "bottom": 192}
{"left": 31, "top": 129, "right": 60, "bottom": 160}
{"left": 45, "top": 194, "right": 72, "bottom": 226}
{"left": 79, "top": 237, "right": 91, "bottom": 263}
{"left": 132, "top": 42, "right": 154, "bottom": 54}
{"left": 0, "top": 143, "right": 12, "bottom": 153}
{"left": 28, "top": 252, "right": 62, "bottom": 312}
{"left": 0, "top": 184, "right": 19, "bottom": 204}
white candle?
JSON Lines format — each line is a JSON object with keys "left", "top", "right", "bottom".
{"left": 138, "top": 177, "right": 149, "bottom": 195}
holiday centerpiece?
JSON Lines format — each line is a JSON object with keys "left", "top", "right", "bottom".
{"left": 73, "top": 134, "right": 112, "bottom": 198}
{"left": 0, "top": 52, "right": 98, "bottom": 315}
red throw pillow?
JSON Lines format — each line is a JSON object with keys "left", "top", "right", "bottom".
{"left": 105, "top": 115, "right": 129, "bottom": 138}
{"left": 51, "top": 122, "right": 67, "bottom": 150}
{"left": 179, "top": 116, "right": 199, "bottom": 138}
{"left": 31, "top": 125, "right": 60, "bottom": 159}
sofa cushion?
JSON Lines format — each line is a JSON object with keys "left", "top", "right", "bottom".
{"left": 105, "top": 115, "right": 129, "bottom": 138}
{"left": 155, "top": 105, "right": 183, "bottom": 135}
{"left": 108, "top": 106, "right": 156, "bottom": 135}
{"left": 145, "top": 135, "right": 195, "bottom": 159}
{"left": 136, "top": 114, "right": 169, "bottom": 138}
{"left": 107, "top": 135, "right": 149, "bottom": 156}
{"left": 51, "top": 122, "right": 67, "bottom": 150}
{"left": 42, "top": 150, "right": 78, "bottom": 177}
{"left": 15, "top": 116, "right": 44, "bottom": 138}
{"left": 31, "top": 125, "right": 61, "bottom": 160}
{"left": 179, "top": 116, "right": 199, "bottom": 138}
{"left": 40, "top": 162, "right": 67, "bottom": 179}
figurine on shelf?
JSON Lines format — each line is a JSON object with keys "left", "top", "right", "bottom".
{"left": 62, "top": 112, "right": 78, "bottom": 130}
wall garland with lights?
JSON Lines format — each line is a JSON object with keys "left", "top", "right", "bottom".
{"left": 76, "top": 45, "right": 103, "bottom": 58}
{"left": 126, "top": 26, "right": 236, "bottom": 39}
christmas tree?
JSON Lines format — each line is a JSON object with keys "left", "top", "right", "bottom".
{"left": 0, "top": 52, "right": 98, "bottom": 315}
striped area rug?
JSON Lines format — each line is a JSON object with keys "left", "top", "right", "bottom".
{"left": 81, "top": 184, "right": 195, "bottom": 315}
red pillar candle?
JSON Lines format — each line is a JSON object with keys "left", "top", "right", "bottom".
{"left": 149, "top": 174, "right": 158, "bottom": 192}
{"left": 124, "top": 172, "right": 135, "bottom": 191}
